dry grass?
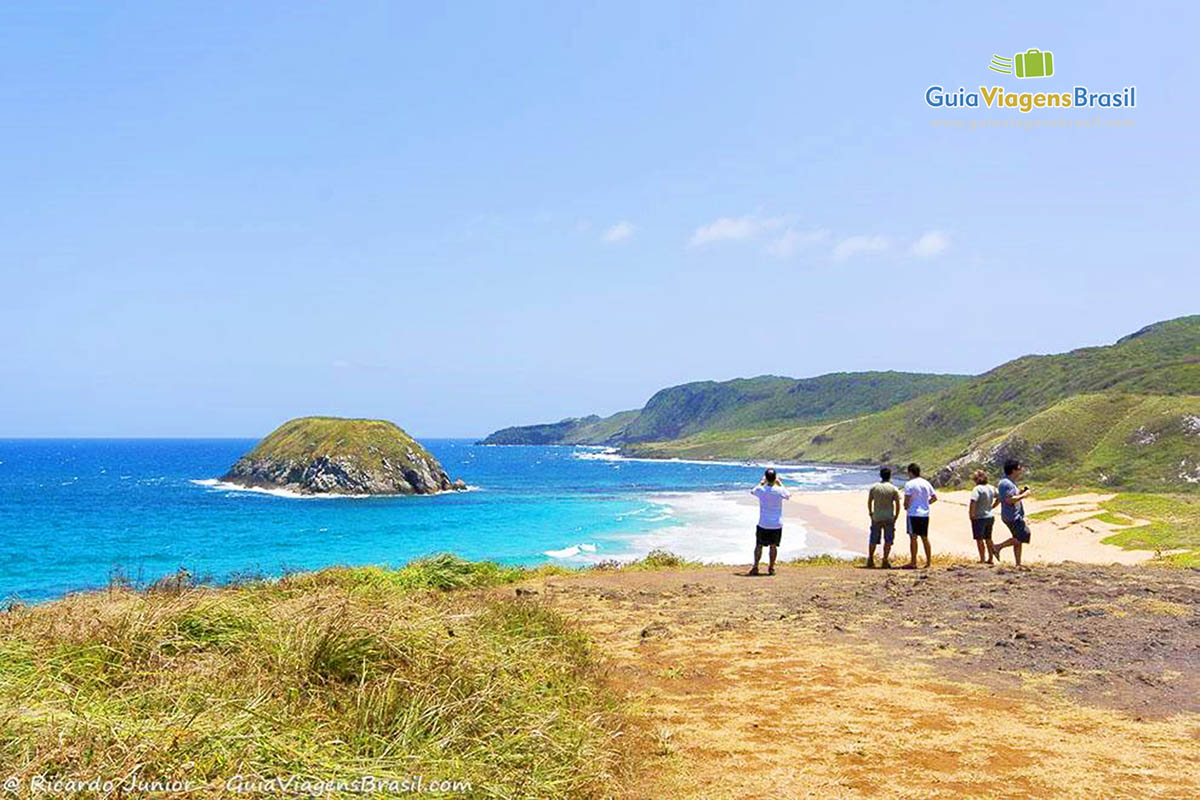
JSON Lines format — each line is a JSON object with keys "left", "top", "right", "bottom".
{"left": 0, "top": 558, "right": 627, "bottom": 798}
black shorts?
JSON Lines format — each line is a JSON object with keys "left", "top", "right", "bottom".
{"left": 1004, "top": 518, "right": 1031, "bottom": 544}
{"left": 971, "top": 517, "right": 995, "bottom": 540}
{"left": 907, "top": 516, "right": 930, "bottom": 537}
{"left": 756, "top": 525, "right": 782, "bottom": 547}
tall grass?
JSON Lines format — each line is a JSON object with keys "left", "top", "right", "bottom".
{"left": 0, "top": 557, "right": 624, "bottom": 798}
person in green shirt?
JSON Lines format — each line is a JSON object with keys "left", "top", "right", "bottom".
{"left": 866, "top": 466, "right": 902, "bottom": 568}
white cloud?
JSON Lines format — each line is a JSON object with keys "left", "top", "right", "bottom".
{"left": 688, "top": 214, "right": 788, "bottom": 247}
{"left": 911, "top": 230, "right": 950, "bottom": 258}
{"left": 602, "top": 220, "right": 636, "bottom": 242}
{"left": 766, "top": 228, "right": 830, "bottom": 257}
{"left": 833, "top": 235, "right": 889, "bottom": 261}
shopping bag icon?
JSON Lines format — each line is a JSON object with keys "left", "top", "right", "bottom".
{"left": 1014, "top": 48, "right": 1053, "bottom": 78}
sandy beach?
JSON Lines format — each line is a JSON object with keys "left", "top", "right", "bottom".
{"left": 731, "top": 486, "right": 1155, "bottom": 565}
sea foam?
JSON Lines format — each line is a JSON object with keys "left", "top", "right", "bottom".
{"left": 593, "top": 490, "right": 859, "bottom": 565}
{"left": 544, "top": 543, "right": 599, "bottom": 559}
{"left": 189, "top": 479, "right": 484, "bottom": 499}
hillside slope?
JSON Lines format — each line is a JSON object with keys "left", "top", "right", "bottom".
{"left": 479, "top": 372, "right": 967, "bottom": 446}
{"left": 481, "top": 410, "right": 640, "bottom": 446}
{"left": 0, "top": 558, "right": 627, "bottom": 798}
{"left": 628, "top": 316, "right": 1200, "bottom": 491}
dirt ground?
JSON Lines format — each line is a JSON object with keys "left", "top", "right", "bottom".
{"left": 518, "top": 563, "right": 1200, "bottom": 799}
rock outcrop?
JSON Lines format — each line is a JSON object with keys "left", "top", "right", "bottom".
{"left": 222, "top": 417, "right": 465, "bottom": 495}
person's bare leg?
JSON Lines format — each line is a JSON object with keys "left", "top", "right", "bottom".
{"left": 976, "top": 539, "right": 987, "bottom": 563}
{"left": 1013, "top": 541, "right": 1023, "bottom": 566}
{"left": 985, "top": 538, "right": 994, "bottom": 564}
{"left": 882, "top": 541, "right": 892, "bottom": 568}
{"left": 867, "top": 542, "right": 877, "bottom": 568}
{"left": 902, "top": 535, "right": 918, "bottom": 568}
{"left": 921, "top": 536, "right": 932, "bottom": 568}
{"left": 749, "top": 544, "right": 762, "bottom": 575}
{"left": 993, "top": 538, "right": 1012, "bottom": 562}
{"left": 768, "top": 545, "right": 778, "bottom": 575}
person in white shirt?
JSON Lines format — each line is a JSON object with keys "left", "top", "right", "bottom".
{"left": 749, "top": 468, "right": 790, "bottom": 576}
{"left": 902, "top": 462, "right": 937, "bottom": 569}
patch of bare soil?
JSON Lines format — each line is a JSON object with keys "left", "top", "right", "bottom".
{"left": 518, "top": 563, "right": 1200, "bottom": 799}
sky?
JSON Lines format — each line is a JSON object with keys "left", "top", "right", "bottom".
{"left": 2, "top": 1, "right": 1197, "bottom": 437}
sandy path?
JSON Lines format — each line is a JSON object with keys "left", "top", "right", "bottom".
{"left": 520, "top": 564, "right": 1200, "bottom": 799}
{"left": 737, "top": 488, "right": 1155, "bottom": 565}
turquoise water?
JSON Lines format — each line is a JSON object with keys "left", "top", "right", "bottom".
{"left": 0, "top": 439, "right": 872, "bottom": 602}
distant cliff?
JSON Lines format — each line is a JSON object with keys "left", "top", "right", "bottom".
{"left": 480, "top": 315, "right": 1200, "bottom": 492}
{"left": 223, "top": 417, "right": 466, "bottom": 495}
{"left": 478, "top": 372, "right": 967, "bottom": 446}
{"left": 480, "top": 411, "right": 640, "bottom": 446}
{"left": 625, "top": 316, "right": 1200, "bottom": 492}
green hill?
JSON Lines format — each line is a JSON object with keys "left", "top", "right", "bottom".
{"left": 626, "top": 316, "right": 1200, "bottom": 491}
{"left": 481, "top": 410, "right": 641, "bottom": 446}
{"left": 224, "top": 416, "right": 463, "bottom": 495}
{"left": 479, "top": 372, "right": 967, "bottom": 446}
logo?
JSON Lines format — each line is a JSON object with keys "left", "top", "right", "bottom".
{"left": 989, "top": 49, "right": 1054, "bottom": 79}
{"left": 924, "top": 48, "right": 1135, "bottom": 114}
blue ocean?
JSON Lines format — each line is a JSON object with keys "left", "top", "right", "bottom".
{"left": 0, "top": 439, "right": 874, "bottom": 602}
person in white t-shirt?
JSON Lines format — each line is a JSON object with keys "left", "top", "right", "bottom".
{"left": 749, "top": 468, "right": 790, "bottom": 576}
{"left": 902, "top": 462, "right": 937, "bottom": 569}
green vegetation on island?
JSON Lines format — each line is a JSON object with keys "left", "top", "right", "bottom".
{"left": 223, "top": 416, "right": 465, "bottom": 495}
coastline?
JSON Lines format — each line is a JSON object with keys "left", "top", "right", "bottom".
{"left": 561, "top": 443, "right": 878, "bottom": 475}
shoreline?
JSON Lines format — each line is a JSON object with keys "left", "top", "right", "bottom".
{"left": 503, "top": 442, "right": 877, "bottom": 473}
{"left": 472, "top": 446, "right": 1159, "bottom": 567}
{"left": 724, "top": 487, "right": 1156, "bottom": 565}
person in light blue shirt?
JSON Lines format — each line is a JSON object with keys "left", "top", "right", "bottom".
{"left": 993, "top": 458, "right": 1034, "bottom": 565}
{"left": 749, "top": 468, "right": 790, "bottom": 576}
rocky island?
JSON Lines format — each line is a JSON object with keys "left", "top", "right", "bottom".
{"left": 222, "top": 416, "right": 466, "bottom": 495}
